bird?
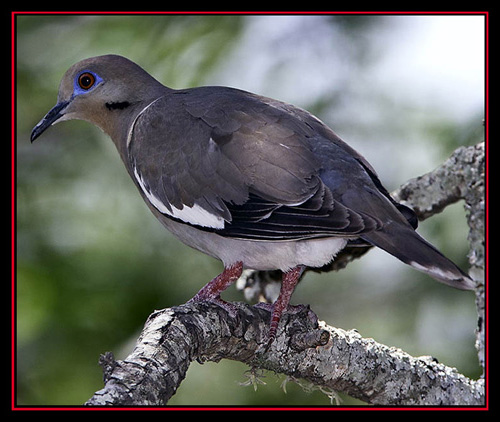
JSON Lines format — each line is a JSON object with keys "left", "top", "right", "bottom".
{"left": 31, "top": 54, "right": 475, "bottom": 344}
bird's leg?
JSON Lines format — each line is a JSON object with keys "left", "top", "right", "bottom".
{"left": 188, "top": 261, "right": 243, "bottom": 316}
{"left": 266, "top": 265, "right": 305, "bottom": 344}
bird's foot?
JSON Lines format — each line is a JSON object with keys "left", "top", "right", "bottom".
{"left": 254, "top": 265, "right": 305, "bottom": 347}
{"left": 189, "top": 263, "right": 307, "bottom": 348}
{"left": 255, "top": 302, "right": 317, "bottom": 344}
{"left": 188, "top": 261, "right": 243, "bottom": 317}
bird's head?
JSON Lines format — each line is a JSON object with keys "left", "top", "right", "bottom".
{"left": 31, "top": 54, "right": 167, "bottom": 142}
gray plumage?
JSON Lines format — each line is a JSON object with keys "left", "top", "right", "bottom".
{"left": 31, "top": 54, "right": 474, "bottom": 341}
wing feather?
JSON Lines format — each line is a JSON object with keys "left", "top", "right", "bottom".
{"left": 128, "top": 86, "right": 408, "bottom": 240}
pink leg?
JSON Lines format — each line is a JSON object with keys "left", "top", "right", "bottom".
{"left": 189, "top": 261, "right": 243, "bottom": 315}
{"left": 267, "top": 265, "right": 305, "bottom": 343}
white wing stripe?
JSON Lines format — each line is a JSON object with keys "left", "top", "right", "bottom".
{"left": 133, "top": 165, "right": 225, "bottom": 229}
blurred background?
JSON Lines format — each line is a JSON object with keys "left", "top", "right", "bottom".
{"left": 16, "top": 13, "right": 485, "bottom": 406}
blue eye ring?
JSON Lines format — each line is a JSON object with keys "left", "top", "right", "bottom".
{"left": 74, "top": 70, "right": 103, "bottom": 95}
{"left": 78, "top": 72, "right": 95, "bottom": 90}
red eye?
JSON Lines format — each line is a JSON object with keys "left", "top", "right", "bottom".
{"left": 78, "top": 72, "right": 96, "bottom": 90}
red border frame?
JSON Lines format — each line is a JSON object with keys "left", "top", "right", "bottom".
{"left": 11, "top": 10, "right": 489, "bottom": 411}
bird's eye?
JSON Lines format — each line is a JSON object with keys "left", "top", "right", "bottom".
{"left": 78, "top": 72, "right": 96, "bottom": 90}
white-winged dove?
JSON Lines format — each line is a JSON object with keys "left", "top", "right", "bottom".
{"left": 31, "top": 55, "right": 474, "bottom": 343}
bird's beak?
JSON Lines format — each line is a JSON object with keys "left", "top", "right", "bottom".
{"left": 30, "top": 100, "right": 70, "bottom": 143}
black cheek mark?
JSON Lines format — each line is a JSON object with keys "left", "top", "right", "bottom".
{"left": 105, "top": 101, "right": 131, "bottom": 110}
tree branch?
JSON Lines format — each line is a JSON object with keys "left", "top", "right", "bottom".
{"left": 86, "top": 301, "right": 484, "bottom": 406}
{"left": 394, "top": 142, "right": 486, "bottom": 373}
{"left": 85, "top": 143, "right": 486, "bottom": 407}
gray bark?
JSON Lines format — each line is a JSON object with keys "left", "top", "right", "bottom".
{"left": 86, "top": 143, "right": 486, "bottom": 407}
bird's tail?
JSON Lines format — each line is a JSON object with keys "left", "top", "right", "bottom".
{"left": 362, "top": 223, "right": 475, "bottom": 290}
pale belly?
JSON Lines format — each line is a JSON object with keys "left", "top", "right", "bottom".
{"left": 161, "top": 215, "right": 348, "bottom": 272}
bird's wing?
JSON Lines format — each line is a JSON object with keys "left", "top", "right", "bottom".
{"left": 128, "top": 87, "right": 397, "bottom": 239}
{"left": 127, "top": 86, "right": 474, "bottom": 290}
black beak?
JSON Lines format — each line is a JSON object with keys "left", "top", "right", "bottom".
{"left": 30, "top": 100, "right": 69, "bottom": 143}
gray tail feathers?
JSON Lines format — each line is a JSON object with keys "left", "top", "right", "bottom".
{"left": 362, "top": 223, "right": 475, "bottom": 291}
